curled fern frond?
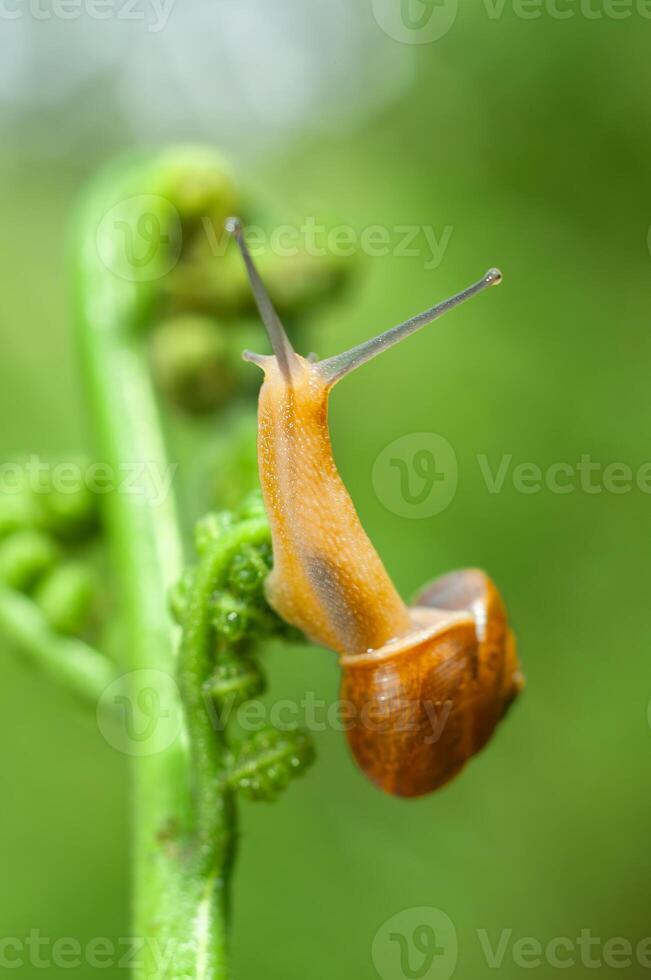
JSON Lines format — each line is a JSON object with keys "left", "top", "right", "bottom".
{"left": 206, "top": 652, "right": 266, "bottom": 709}
{"left": 227, "top": 726, "right": 315, "bottom": 802}
{"left": 180, "top": 491, "right": 302, "bottom": 652}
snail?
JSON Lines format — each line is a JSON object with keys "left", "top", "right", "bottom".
{"left": 227, "top": 218, "right": 524, "bottom": 798}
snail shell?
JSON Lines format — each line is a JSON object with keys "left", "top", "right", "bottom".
{"left": 341, "top": 570, "right": 523, "bottom": 797}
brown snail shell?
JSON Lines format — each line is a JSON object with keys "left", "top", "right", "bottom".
{"left": 340, "top": 569, "right": 524, "bottom": 798}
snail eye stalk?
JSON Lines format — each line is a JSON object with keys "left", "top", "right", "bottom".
{"left": 318, "top": 268, "right": 502, "bottom": 384}
{"left": 226, "top": 217, "right": 297, "bottom": 380}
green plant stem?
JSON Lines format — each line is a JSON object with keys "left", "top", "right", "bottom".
{"left": 73, "top": 150, "right": 238, "bottom": 980}
{"left": 0, "top": 586, "right": 115, "bottom": 703}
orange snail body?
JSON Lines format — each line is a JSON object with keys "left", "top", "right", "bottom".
{"left": 228, "top": 218, "right": 524, "bottom": 798}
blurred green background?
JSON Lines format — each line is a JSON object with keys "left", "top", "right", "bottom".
{"left": 1, "top": 3, "right": 651, "bottom": 979}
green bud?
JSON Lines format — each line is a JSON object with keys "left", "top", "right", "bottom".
{"left": 211, "top": 592, "right": 255, "bottom": 645}
{"left": 261, "top": 249, "right": 351, "bottom": 315}
{"left": 0, "top": 530, "right": 58, "bottom": 592}
{"left": 149, "top": 315, "right": 238, "bottom": 414}
{"left": 165, "top": 246, "right": 252, "bottom": 318}
{"left": 0, "top": 492, "right": 37, "bottom": 538}
{"left": 227, "top": 545, "right": 270, "bottom": 598}
{"left": 154, "top": 149, "right": 240, "bottom": 227}
{"left": 33, "top": 562, "right": 95, "bottom": 635}
{"left": 228, "top": 727, "right": 315, "bottom": 802}
{"left": 38, "top": 483, "right": 99, "bottom": 540}
{"left": 211, "top": 587, "right": 291, "bottom": 648}
{"left": 207, "top": 653, "right": 266, "bottom": 709}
